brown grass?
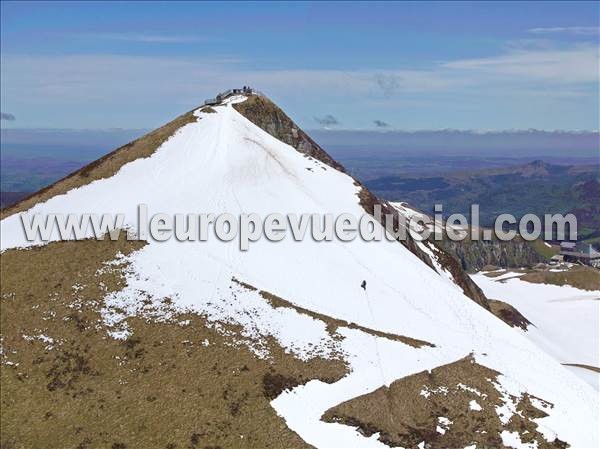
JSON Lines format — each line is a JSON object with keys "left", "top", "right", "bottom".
{"left": 562, "top": 363, "right": 600, "bottom": 374}
{"left": 232, "top": 278, "right": 434, "bottom": 349}
{"left": 0, "top": 110, "right": 198, "bottom": 219}
{"left": 322, "top": 355, "right": 567, "bottom": 449}
{"left": 485, "top": 266, "right": 600, "bottom": 291}
{"left": 484, "top": 265, "right": 600, "bottom": 290}
{"left": 233, "top": 95, "right": 345, "bottom": 172}
{"left": 488, "top": 299, "right": 532, "bottom": 330}
{"left": 519, "top": 265, "right": 600, "bottom": 291}
{"left": 529, "top": 240, "right": 560, "bottom": 259}
{"left": 1, "top": 237, "right": 347, "bottom": 449}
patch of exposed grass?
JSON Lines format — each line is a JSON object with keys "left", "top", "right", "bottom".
{"left": 502, "top": 265, "right": 600, "bottom": 290}
{"left": 488, "top": 299, "right": 531, "bottom": 330}
{"left": 519, "top": 265, "right": 600, "bottom": 291}
{"left": 1, "top": 110, "right": 198, "bottom": 219}
{"left": 530, "top": 239, "right": 560, "bottom": 259}
{"left": 482, "top": 265, "right": 600, "bottom": 291}
{"left": 233, "top": 278, "right": 434, "bottom": 349}
{"left": 1, "top": 237, "right": 347, "bottom": 449}
{"left": 562, "top": 363, "right": 600, "bottom": 374}
{"left": 322, "top": 355, "right": 567, "bottom": 449}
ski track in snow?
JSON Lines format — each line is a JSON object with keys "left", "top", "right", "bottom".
{"left": 1, "top": 97, "right": 598, "bottom": 448}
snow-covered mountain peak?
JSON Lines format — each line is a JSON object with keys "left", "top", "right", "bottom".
{"left": 1, "top": 92, "right": 597, "bottom": 448}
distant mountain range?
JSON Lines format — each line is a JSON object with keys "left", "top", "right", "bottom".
{"left": 365, "top": 160, "right": 599, "bottom": 245}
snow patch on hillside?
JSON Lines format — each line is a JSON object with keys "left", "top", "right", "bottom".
{"left": 472, "top": 272, "right": 599, "bottom": 391}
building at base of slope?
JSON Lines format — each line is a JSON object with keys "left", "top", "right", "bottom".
{"left": 559, "top": 242, "right": 600, "bottom": 267}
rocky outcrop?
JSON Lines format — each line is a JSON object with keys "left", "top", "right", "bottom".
{"left": 233, "top": 95, "right": 345, "bottom": 172}
{"left": 441, "top": 238, "right": 545, "bottom": 272}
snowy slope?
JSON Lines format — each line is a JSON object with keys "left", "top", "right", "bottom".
{"left": 472, "top": 271, "right": 599, "bottom": 391}
{"left": 1, "top": 97, "right": 598, "bottom": 448}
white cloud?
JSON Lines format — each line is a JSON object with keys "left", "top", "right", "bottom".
{"left": 443, "top": 44, "right": 599, "bottom": 84}
{"left": 1, "top": 40, "right": 598, "bottom": 128}
{"left": 528, "top": 26, "right": 600, "bottom": 36}
{"left": 3, "top": 42, "right": 596, "bottom": 106}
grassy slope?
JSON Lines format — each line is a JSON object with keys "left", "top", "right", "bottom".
{"left": 1, "top": 237, "right": 347, "bottom": 449}
{"left": 519, "top": 266, "right": 600, "bottom": 291}
{"left": 482, "top": 265, "right": 600, "bottom": 291}
{"left": 529, "top": 240, "right": 560, "bottom": 259}
{"left": 322, "top": 356, "right": 566, "bottom": 449}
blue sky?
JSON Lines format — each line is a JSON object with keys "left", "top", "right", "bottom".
{"left": 1, "top": 1, "right": 598, "bottom": 130}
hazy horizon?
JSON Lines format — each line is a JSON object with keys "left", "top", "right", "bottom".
{"left": 2, "top": 127, "right": 599, "bottom": 159}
